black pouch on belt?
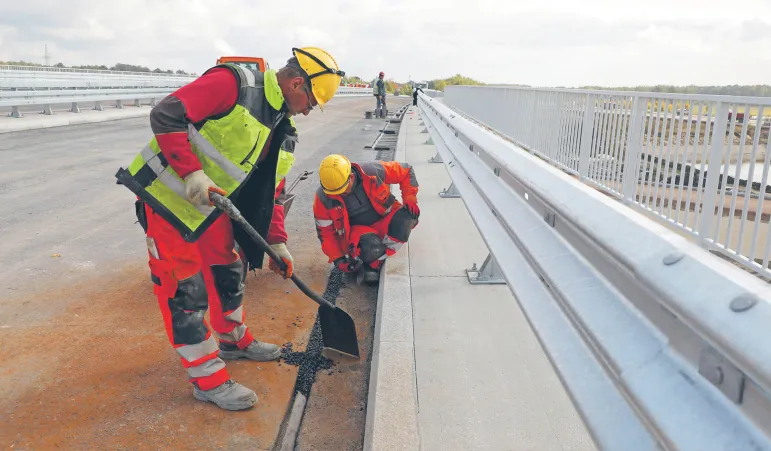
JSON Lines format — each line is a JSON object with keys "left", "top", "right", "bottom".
{"left": 135, "top": 200, "right": 149, "bottom": 233}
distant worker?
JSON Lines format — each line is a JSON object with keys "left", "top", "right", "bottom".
{"left": 412, "top": 85, "right": 424, "bottom": 106}
{"left": 313, "top": 155, "right": 420, "bottom": 284}
{"left": 115, "top": 47, "right": 345, "bottom": 411}
{"left": 373, "top": 71, "right": 387, "bottom": 118}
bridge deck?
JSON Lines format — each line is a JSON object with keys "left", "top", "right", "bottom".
{"left": 0, "top": 96, "right": 388, "bottom": 450}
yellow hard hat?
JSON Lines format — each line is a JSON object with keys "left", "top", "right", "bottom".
{"left": 319, "top": 154, "right": 352, "bottom": 195}
{"left": 292, "top": 47, "right": 345, "bottom": 110}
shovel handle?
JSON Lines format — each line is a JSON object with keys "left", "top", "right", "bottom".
{"left": 209, "top": 191, "right": 337, "bottom": 310}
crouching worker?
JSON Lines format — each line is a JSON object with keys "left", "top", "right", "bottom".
{"left": 313, "top": 154, "right": 420, "bottom": 284}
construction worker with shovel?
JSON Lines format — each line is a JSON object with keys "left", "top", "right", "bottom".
{"left": 313, "top": 154, "right": 420, "bottom": 284}
{"left": 115, "top": 47, "right": 345, "bottom": 411}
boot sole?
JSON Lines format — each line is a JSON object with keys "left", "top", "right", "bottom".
{"left": 193, "top": 390, "right": 258, "bottom": 411}
{"left": 219, "top": 348, "right": 281, "bottom": 362}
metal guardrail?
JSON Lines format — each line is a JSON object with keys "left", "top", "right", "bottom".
{"left": 418, "top": 92, "right": 771, "bottom": 451}
{"left": 0, "top": 88, "right": 177, "bottom": 117}
{"left": 445, "top": 85, "right": 771, "bottom": 280}
{"left": 1, "top": 85, "right": 373, "bottom": 118}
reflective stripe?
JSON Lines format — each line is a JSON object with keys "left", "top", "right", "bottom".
{"left": 215, "top": 324, "right": 247, "bottom": 343}
{"left": 142, "top": 143, "right": 215, "bottom": 217}
{"left": 187, "top": 357, "right": 227, "bottom": 378}
{"left": 176, "top": 334, "right": 219, "bottom": 362}
{"left": 382, "top": 236, "right": 403, "bottom": 252}
{"left": 316, "top": 219, "right": 333, "bottom": 227}
{"left": 241, "top": 67, "right": 255, "bottom": 87}
{"left": 224, "top": 306, "right": 244, "bottom": 323}
{"left": 187, "top": 124, "right": 247, "bottom": 182}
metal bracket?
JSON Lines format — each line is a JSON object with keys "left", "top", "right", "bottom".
{"left": 439, "top": 182, "right": 460, "bottom": 198}
{"left": 544, "top": 211, "right": 556, "bottom": 227}
{"left": 429, "top": 151, "right": 443, "bottom": 164}
{"left": 698, "top": 346, "right": 746, "bottom": 404}
{"left": 466, "top": 253, "right": 506, "bottom": 285}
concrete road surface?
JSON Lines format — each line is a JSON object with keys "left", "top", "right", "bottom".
{"left": 0, "top": 96, "right": 391, "bottom": 450}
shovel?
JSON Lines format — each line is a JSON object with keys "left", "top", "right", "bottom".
{"left": 208, "top": 191, "right": 361, "bottom": 361}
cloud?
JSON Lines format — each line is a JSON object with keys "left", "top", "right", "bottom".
{"left": 0, "top": 0, "right": 770, "bottom": 87}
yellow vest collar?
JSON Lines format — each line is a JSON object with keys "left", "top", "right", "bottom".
{"left": 264, "top": 69, "right": 284, "bottom": 111}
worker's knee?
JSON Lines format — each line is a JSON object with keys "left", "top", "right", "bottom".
{"left": 357, "top": 233, "right": 386, "bottom": 263}
{"left": 168, "top": 272, "right": 210, "bottom": 345}
{"left": 388, "top": 209, "right": 418, "bottom": 243}
{"left": 210, "top": 258, "right": 246, "bottom": 313}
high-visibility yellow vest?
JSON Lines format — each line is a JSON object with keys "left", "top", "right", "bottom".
{"left": 115, "top": 64, "right": 288, "bottom": 242}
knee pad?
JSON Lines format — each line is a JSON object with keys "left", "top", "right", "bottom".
{"left": 388, "top": 209, "right": 418, "bottom": 243}
{"left": 358, "top": 233, "right": 386, "bottom": 263}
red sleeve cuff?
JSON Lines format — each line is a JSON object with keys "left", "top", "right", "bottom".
{"left": 266, "top": 204, "right": 288, "bottom": 244}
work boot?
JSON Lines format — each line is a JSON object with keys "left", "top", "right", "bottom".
{"left": 193, "top": 379, "right": 257, "bottom": 411}
{"left": 218, "top": 339, "right": 281, "bottom": 361}
{"left": 356, "top": 266, "right": 380, "bottom": 285}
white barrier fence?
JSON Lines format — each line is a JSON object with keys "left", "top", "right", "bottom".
{"left": 0, "top": 65, "right": 197, "bottom": 90}
{"left": 418, "top": 91, "right": 771, "bottom": 451}
{"left": 0, "top": 71, "right": 373, "bottom": 118}
{"left": 445, "top": 85, "right": 771, "bottom": 280}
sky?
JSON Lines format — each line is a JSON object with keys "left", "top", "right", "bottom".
{"left": 1, "top": 0, "right": 771, "bottom": 87}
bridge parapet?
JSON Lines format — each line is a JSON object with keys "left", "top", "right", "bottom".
{"left": 419, "top": 90, "right": 771, "bottom": 450}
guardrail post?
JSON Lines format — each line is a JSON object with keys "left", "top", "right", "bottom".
{"left": 134, "top": 98, "right": 141, "bottom": 107}
{"left": 621, "top": 98, "right": 648, "bottom": 203}
{"left": 439, "top": 182, "right": 460, "bottom": 198}
{"left": 93, "top": 102, "right": 103, "bottom": 111}
{"left": 42, "top": 105, "right": 53, "bottom": 115}
{"left": 10, "top": 106, "right": 23, "bottom": 118}
{"left": 150, "top": 98, "right": 157, "bottom": 107}
{"left": 465, "top": 253, "right": 506, "bottom": 284}
{"left": 116, "top": 100, "right": 123, "bottom": 109}
{"left": 70, "top": 102, "right": 80, "bottom": 113}
{"left": 578, "top": 94, "right": 597, "bottom": 180}
{"left": 697, "top": 102, "right": 730, "bottom": 242}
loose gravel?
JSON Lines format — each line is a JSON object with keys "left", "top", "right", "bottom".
{"left": 280, "top": 268, "right": 345, "bottom": 396}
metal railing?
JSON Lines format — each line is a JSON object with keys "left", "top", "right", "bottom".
{"left": 418, "top": 91, "right": 771, "bottom": 451}
{"left": 0, "top": 64, "right": 197, "bottom": 76}
{"left": 1, "top": 84, "right": 373, "bottom": 118}
{"left": 0, "top": 66, "right": 197, "bottom": 90}
{"left": 0, "top": 88, "right": 178, "bottom": 117}
{"left": 336, "top": 86, "right": 373, "bottom": 96}
{"left": 445, "top": 85, "right": 771, "bottom": 280}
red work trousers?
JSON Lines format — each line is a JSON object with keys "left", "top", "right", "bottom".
{"left": 349, "top": 203, "right": 417, "bottom": 270}
{"left": 144, "top": 204, "right": 254, "bottom": 390}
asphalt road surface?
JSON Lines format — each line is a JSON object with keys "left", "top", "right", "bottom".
{"left": 0, "top": 95, "right": 407, "bottom": 450}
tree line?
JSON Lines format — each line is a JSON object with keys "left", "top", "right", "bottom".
{"left": 342, "top": 73, "right": 486, "bottom": 93}
{"left": 1, "top": 60, "right": 194, "bottom": 75}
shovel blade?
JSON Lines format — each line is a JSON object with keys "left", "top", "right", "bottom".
{"left": 318, "top": 304, "right": 360, "bottom": 360}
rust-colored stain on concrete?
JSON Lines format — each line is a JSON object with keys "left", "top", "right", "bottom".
{"left": 0, "top": 259, "right": 326, "bottom": 451}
